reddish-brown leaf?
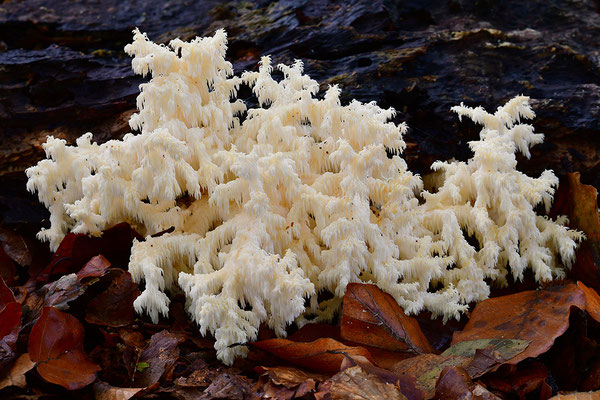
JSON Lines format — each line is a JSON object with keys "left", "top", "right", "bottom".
{"left": 37, "top": 222, "right": 142, "bottom": 281}
{"left": 133, "top": 330, "right": 182, "bottom": 387}
{"left": 435, "top": 366, "right": 500, "bottom": 400}
{"left": 0, "top": 246, "right": 16, "bottom": 285}
{"left": 85, "top": 270, "right": 140, "bottom": 327}
{"left": 550, "top": 172, "right": 600, "bottom": 291}
{"left": 0, "top": 276, "right": 15, "bottom": 306}
{"left": 252, "top": 337, "right": 374, "bottom": 374}
{"left": 0, "top": 301, "right": 22, "bottom": 366}
{"left": 451, "top": 284, "right": 599, "bottom": 365}
{"left": 77, "top": 255, "right": 112, "bottom": 281}
{"left": 341, "top": 283, "right": 434, "bottom": 355}
{"left": 482, "top": 361, "right": 552, "bottom": 400}
{"left": 315, "top": 365, "right": 407, "bottom": 400}
{"left": 28, "top": 306, "right": 100, "bottom": 390}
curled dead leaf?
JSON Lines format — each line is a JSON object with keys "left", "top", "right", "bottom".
{"left": 252, "top": 337, "right": 374, "bottom": 374}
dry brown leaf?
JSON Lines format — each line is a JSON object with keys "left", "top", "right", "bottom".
{"left": 550, "top": 392, "right": 600, "bottom": 399}
{"left": 341, "top": 283, "right": 434, "bottom": 355}
{"left": 451, "top": 284, "right": 600, "bottom": 366}
{"left": 315, "top": 365, "right": 407, "bottom": 400}
{"left": 392, "top": 339, "right": 528, "bottom": 398}
{"left": 255, "top": 365, "right": 328, "bottom": 387}
{"left": 93, "top": 381, "right": 143, "bottom": 400}
{"left": 0, "top": 353, "right": 36, "bottom": 390}
{"left": 133, "top": 330, "right": 182, "bottom": 387}
{"left": 434, "top": 366, "right": 500, "bottom": 400}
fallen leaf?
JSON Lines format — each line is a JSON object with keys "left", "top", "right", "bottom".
{"left": 550, "top": 392, "right": 600, "bottom": 399}
{"left": 133, "top": 330, "right": 182, "bottom": 387}
{"left": 341, "top": 283, "right": 434, "bottom": 355}
{"left": 451, "top": 284, "right": 600, "bottom": 365}
{"left": 482, "top": 361, "right": 553, "bottom": 400}
{"left": 434, "top": 366, "right": 500, "bottom": 400}
{"left": 37, "top": 222, "right": 142, "bottom": 281}
{"left": 0, "top": 226, "right": 33, "bottom": 267}
{"left": 252, "top": 337, "right": 374, "bottom": 374}
{"left": 550, "top": 172, "right": 600, "bottom": 291}
{"left": 392, "top": 339, "right": 528, "bottom": 397}
{"left": 201, "top": 373, "right": 256, "bottom": 400}
{"left": 28, "top": 306, "right": 100, "bottom": 390}
{"left": 0, "top": 301, "right": 22, "bottom": 366}
{"left": 0, "top": 246, "right": 16, "bottom": 285}
{"left": 85, "top": 269, "right": 140, "bottom": 327}
{"left": 0, "top": 353, "right": 36, "bottom": 390}
{"left": 77, "top": 255, "right": 112, "bottom": 281}
{"left": 93, "top": 381, "right": 143, "bottom": 400}
{"left": 255, "top": 365, "right": 328, "bottom": 387}
{"left": 0, "top": 276, "right": 15, "bottom": 305}
{"left": 315, "top": 365, "right": 407, "bottom": 400}
{"left": 340, "top": 355, "right": 425, "bottom": 400}
{"left": 255, "top": 365, "right": 327, "bottom": 399}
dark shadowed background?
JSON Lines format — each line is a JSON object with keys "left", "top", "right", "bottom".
{"left": 1, "top": 0, "right": 599, "bottom": 229}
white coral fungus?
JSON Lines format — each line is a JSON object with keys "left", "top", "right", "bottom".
{"left": 26, "top": 29, "right": 583, "bottom": 364}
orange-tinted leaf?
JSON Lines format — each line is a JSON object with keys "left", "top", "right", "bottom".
{"left": 85, "top": 270, "right": 140, "bottom": 327}
{"left": 77, "top": 255, "right": 112, "bottom": 281}
{"left": 577, "top": 281, "right": 600, "bottom": 322}
{"left": 550, "top": 172, "right": 600, "bottom": 291}
{"left": 29, "top": 306, "right": 100, "bottom": 390}
{"left": 341, "top": 283, "right": 433, "bottom": 354}
{"left": 315, "top": 365, "right": 407, "bottom": 400}
{"left": 451, "top": 284, "right": 596, "bottom": 365}
{"left": 252, "top": 337, "right": 374, "bottom": 374}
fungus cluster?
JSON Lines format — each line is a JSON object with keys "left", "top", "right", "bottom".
{"left": 26, "top": 29, "right": 582, "bottom": 364}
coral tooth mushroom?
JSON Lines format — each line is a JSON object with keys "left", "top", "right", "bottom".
{"left": 26, "top": 29, "right": 582, "bottom": 364}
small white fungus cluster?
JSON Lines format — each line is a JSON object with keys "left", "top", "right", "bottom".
{"left": 26, "top": 29, "right": 583, "bottom": 364}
